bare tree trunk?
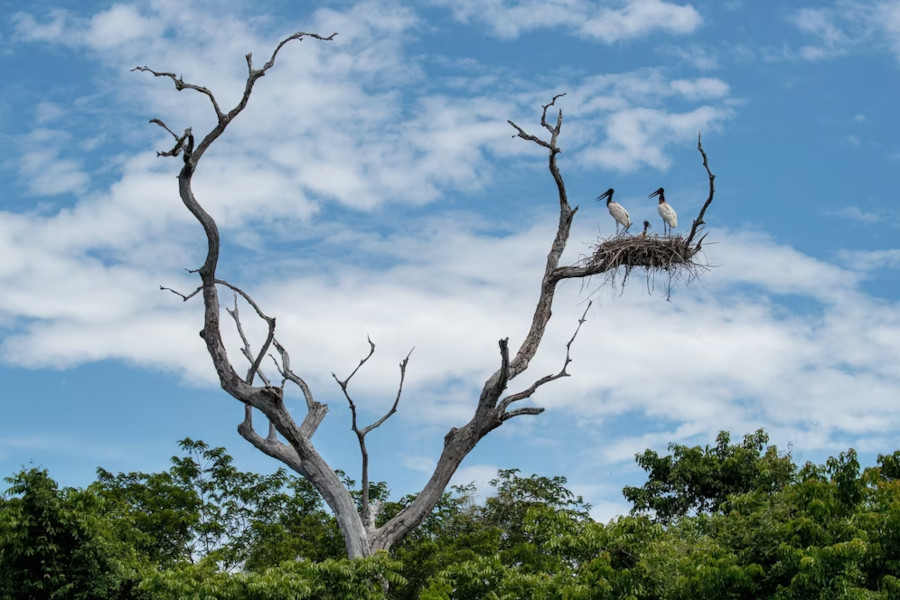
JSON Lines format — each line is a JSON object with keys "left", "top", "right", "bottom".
{"left": 140, "top": 36, "right": 715, "bottom": 558}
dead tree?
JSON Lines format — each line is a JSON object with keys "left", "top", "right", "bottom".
{"left": 138, "top": 33, "right": 715, "bottom": 559}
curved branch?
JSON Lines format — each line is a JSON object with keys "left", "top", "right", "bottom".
{"left": 502, "top": 407, "right": 544, "bottom": 420}
{"left": 271, "top": 340, "right": 327, "bottom": 440}
{"left": 504, "top": 93, "right": 575, "bottom": 381}
{"left": 132, "top": 67, "right": 225, "bottom": 119}
{"left": 361, "top": 349, "right": 413, "bottom": 436}
{"left": 143, "top": 31, "right": 367, "bottom": 559}
{"left": 226, "top": 295, "right": 270, "bottom": 387}
{"left": 221, "top": 284, "right": 275, "bottom": 386}
{"left": 684, "top": 133, "right": 716, "bottom": 248}
{"left": 160, "top": 284, "right": 201, "bottom": 301}
{"left": 373, "top": 97, "right": 582, "bottom": 552}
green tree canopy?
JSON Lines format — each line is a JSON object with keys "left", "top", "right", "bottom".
{"left": 0, "top": 468, "right": 146, "bottom": 600}
{"left": 623, "top": 429, "right": 796, "bottom": 523}
{"left": 4, "top": 432, "right": 900, "bottom": 599}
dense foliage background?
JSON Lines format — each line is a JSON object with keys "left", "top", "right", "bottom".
{"left": 3, "top": 431, "right": 899, "bottom": 599}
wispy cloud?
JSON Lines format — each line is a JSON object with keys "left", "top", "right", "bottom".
{"left": 430, "top": 0, "right": 702, "bottom": 42}
{"left": 826, "top": 205, "right": 890, "bottom": 225}
{"left": 788, "top": 1, "right": 900, "bottom": 63}
{"left": 546, "top": 70, "right": 734, "bottom": 171}
{"left": 662, "top": 44, "right": 721, "bottom": 70}
{"left": 18, "top": 129, "right": 90, "bottom": 196}
{"left": 838, "top": 248, "right": 900, "bottom": 270}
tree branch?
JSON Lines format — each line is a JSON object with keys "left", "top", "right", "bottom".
{"left": 503, "top": 407, "right": 545, "bottom": 419}
{"left": 217, "top": 280, "right": 275, "bottom": 386}
{"left": 333, "top": 341, "right": 414, "bottom": 530}
{"left": 684, "top": 133, "right": 716, "bottom": 248}
{"left": 503, "top": 93, "right": 575, "bottom": 382}
{"left": 225, "top": 293, "right": 272, "bottom": 387}
{"left": 498, "top": 301, "right": 591, "bottom": 417}
{"left": 360, "top": 349, "right": 413, "bottom": 437}
{"left": 373, "top": 96, "right": 583, "bottom": 552}
{"left": 132, "top": 66, "right": 226, "bottom": 119}
{"left": 149, "top": 118, "right": 181, "bottom": 141}
{"left": 160, "top": 284, "right": 201, "bottom": 301}
{"left": 143, "top": 31, "right": 369, "bottom": 559}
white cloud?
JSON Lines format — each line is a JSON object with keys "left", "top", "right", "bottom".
{"left": 669, "top": 78, "right": 730, "bottom": 100}
{"left": 450, "top": 463, "right": 501, "bottom": 502}
{"left": 18, "top": 129, "right": 90, "bottom": 196}
{"left": 535, "top": 70, "right": 735, "bottom": 172}
{"left": 85, "top": 4, "right": 158, "bottom": 49}
{"left": 402, "top": 454, "right": 436, "bottom": 473}
{"left": 827, "top": 205, "right": 883, "bottom": 225}
{"left": 880, "top": 1, "right": 900, "bottom": 59}
{"left": 663, "top": 44, "right": 720, "bottom": 70}
{"left": 577, "top": 105, "right": 731, "bottom": 171}
{"left": 11, "top": 9, "right": 70, "bottom": 42}
{"left": 788, "top": 1, "right": 900, "bottom": 64}
{"left": 7, "top": 212, "right": 891, "bottom": 474}
{"left": 5, "top": 0, "right": 734, "bottom": 215}
{"left": 838, "top": 248, "right": 900, "bottom": 270}
{"left": 430, "top": 0, "right": 701, "bottom": 42}
{"left": 580, "top": 0, "right": 702, "bottom": 43}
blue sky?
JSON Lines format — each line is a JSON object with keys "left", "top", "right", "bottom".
{"left": 1, "top": 0, "right": 899, "bottom": 521}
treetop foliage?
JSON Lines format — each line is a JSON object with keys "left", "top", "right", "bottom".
{"left": 623, "top": 429, "right": 796, "bottom": 523}
{"left": 3, "top": 431, "right": 900, "bottom": 599}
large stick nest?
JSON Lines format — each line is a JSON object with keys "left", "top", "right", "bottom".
{"left": 582, "top": 232, "right": 709, "bottom": 296}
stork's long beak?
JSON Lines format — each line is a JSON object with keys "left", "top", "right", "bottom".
{"left": 596, "top": 190, "right": 612, "bottom": 201}
{"left": 648, "top": 189, "right": 662, "bottom": 198}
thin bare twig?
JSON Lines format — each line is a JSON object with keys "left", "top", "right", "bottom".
{"left": 333, "top": 337, "right": 376, "bottom": 397}
{"left": 499, "top": 301, "right": 591, "bottom": 418}
{"left": 132, "top": 66, "right": 226, "bottom": 119}
{"left": 540, "top": 93, "right": 566, "bottom": 135}
{"left": 684, "top": 133, "right": 716, "bottom": 248}
{"left": 333, "top": 340, "right": 413, "bottom": 529}
{"left": 160, "top": 284, "right": 202, "bottom": 301}
{"left": 149, "top": 118, "right": 180, "bottom": 140}
{"left": 360, "top": 348, "right": 414, "bottom": 436}
{"left": 217, "top": 281, "right": 275, "bottom": 387}
{"left": 252, "top": 32, "right": 337, "bottom": 75}
{"left": 225, "top": 293, "right": 271, "bottom": 387}
{"left": 507, "top": 120, "right": 552, "bottom": 150}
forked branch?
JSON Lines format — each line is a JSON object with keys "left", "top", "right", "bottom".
{"left": 334, "top": 341, "right": 414, "bottom": 528}
{"left": 498, "top": 301, "right": 592, "bottom": 419}
{"left": 226, "top": 294, "right": 272, "bottom": 387}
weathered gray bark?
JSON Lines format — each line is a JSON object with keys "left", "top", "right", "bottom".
{"left": 140, "top": 37, "right": 715, "bottom": 558}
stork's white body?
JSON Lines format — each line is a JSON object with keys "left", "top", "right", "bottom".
{"left": 597, "top": 188, "right": 631, "bottom": 234}
{"left": 649, "top": 187, "right": 677, "bottom": 236}
{"left": 608, "top": 201, "right": 631, "bottom": 233}
{"left": 658, "top": 201, "right": 677, "bottom": 235}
